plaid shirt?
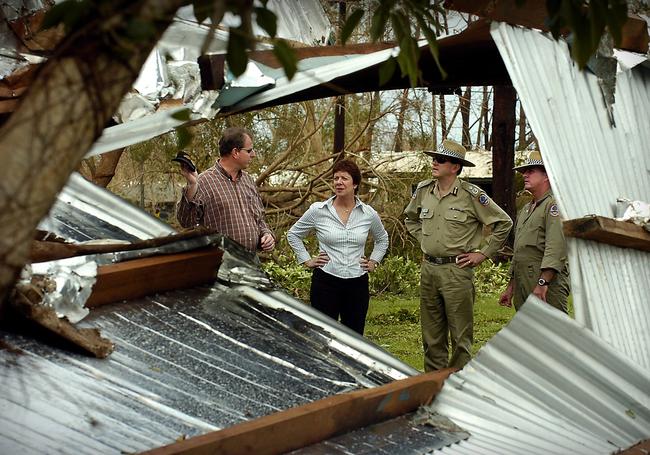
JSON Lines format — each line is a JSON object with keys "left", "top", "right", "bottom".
{"left": 177, "top": 162, "right": 273, "bottom": 252}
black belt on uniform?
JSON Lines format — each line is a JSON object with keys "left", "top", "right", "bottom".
{"left": 424, "top": 254, "right": 457, "bottom": 265}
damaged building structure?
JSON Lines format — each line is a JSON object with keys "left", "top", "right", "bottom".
{"left": 1, "top": 0, "right": 649, "bottom": 454}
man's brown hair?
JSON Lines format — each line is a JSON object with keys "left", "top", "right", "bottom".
{"left": 219, "top": 127, "right": 253, "bottom": 157}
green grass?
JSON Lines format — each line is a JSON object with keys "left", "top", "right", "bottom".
{"left": 365, "top": 293, "right": 515, "bottom": 372}
{"left": 365, "top": 293, "right": 574, "bottom": 372}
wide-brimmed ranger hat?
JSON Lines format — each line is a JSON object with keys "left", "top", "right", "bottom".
{"left": 424, "top": 139, "right": 475, "bottom": 167}
{"left": 514, "top": 151, "right": 544, "bottom": 172}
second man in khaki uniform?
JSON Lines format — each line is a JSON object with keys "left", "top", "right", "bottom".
{"left": 404, "top": 140, "right": 513, "bottom": 372}
{"left": 499, "top": 151, "right": 570, "bottom": 313}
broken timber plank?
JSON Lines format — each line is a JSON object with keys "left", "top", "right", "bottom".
{"left": 618, "top": 439, "right": 650, "bottom": 455}
{"left": 10, "top": 285, "right": 114, "bottom": 358}
{"left": 563, "top": 216, "right": 650, "bottom": 253}
{"left": 85, "top": 248, "right": 223, "bottom": 308}
{"left": 143, "top": 369, "right": 455, "bottom": 455}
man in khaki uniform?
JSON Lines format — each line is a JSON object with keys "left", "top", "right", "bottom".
{"left": 499, "top": 151, "right": 570, "bottom": 313}
{"left": 404, "top": 140, "right": 513, "bottom": 372}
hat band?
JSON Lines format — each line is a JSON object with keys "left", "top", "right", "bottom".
{"left": 437, "top": 145, "right": 465, "bottom": 161}
{"left": 523, "top": 159, "right": 544, "bottom": 166}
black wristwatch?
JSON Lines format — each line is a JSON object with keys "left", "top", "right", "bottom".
{"left": 537, "top": 278, "right": 550, "bottom": 286}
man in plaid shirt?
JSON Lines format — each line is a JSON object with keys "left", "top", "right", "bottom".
{"left": 176, "top": 127, "right": 275, "bottom": 253}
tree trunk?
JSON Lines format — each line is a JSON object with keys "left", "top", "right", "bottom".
{"left": 91, "top": 149, "right": 125, "bottom": 188}
{"left": 393, "top": 88, "right": 409, "bottom": 153}
{"left": 333, "top": 0, "right": 346, "bottom": 161}
{"left": 439, "top": 94, "right": 447, "bottom": 140}
{"left": 431, "top": 94, "right": 437, "bottom": 149}
{"left": 460, "top": 86, "right": 472, "bottom": 148}
{"left": 491, "top": 85, "right": 517, "bottom": 247}
{"left": 0, "top": 0, "right": 186, "bottom": 304}
{"left": 518, "top": 100, "right": 527, "bottom": 150}
{"left": 334, "top": 96, "right": 345, "bottom": 160}
{"left": 481, "top": 86, "right": 492, "bottom": 150}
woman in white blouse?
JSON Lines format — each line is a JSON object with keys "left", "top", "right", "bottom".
{"left": 287, "top": 159, "right": 389, "bottom": 335}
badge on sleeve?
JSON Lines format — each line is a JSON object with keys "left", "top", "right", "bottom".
{"left": 549, "top": 203, "right": 560, "bottom": 217}
{"left": 478, "top": 193, "right": 489, "bottom": 206}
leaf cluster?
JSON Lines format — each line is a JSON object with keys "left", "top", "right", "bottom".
{"left": 545, "top": 0, "right": 628, "bottom": 68}
{"left": 473, "top": 260, "right": 511, "bottom": 296}
{"left": 341, "top": 0, "right": 447, "bottom": 87}
{"left": 192, "top": 0, "right": 297, "bottom": 79}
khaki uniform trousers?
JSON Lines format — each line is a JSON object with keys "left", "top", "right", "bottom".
{"left": 513, "top": 260, "right": 570, "bottom": 313}
{"left": 420, "top": 260, "right": 474, "bottom": 372}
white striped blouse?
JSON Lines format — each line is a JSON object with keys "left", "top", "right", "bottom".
{"left": 287, "top": 196, "right": 389, "bottom": 279}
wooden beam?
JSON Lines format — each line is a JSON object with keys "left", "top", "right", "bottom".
{"left": 446, "top": 0, "right": 649, "bottom": 54}
{"left": 563, "top": 216, "right": 650, "bottom": 252}
{"left": 0, "top": 99, "right": 19, "bottom": 114}
{"left": 85, "top": 248, "right": 223, "bottom": 308}
{"left": 30, "top": 229, "right": 218, "bottom": 263}
{"left": 618, "top": 439, "right": 650, "bottom": 455}
{"left": 143, "top": 369, "right": 456, "bottom": 455}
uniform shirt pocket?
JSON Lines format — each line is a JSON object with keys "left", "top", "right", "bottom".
{"left": 519, "top": 226, "right": 540, "bottom": 247}
{"left": 419, "top": 210, "right": 434, "bottom": 235}
{"left": 444, "top": 208, "right": 468, "bottom": 224}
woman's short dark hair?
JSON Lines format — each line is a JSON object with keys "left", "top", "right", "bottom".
{"left": 219, "top": 127, "right": 253, "bottom": 156}
{"left": 333, "top": 159, "right": 362, "bottom": 192}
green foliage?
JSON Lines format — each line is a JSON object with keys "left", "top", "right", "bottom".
{"left": 262, "top": 256, "right": 312, "bottom": 300}
{"left": 175, "top": 126, "right": 192, "bottom": 149}
{"left": 379, "top": 56, "right": 397, "bottom": 86}
{"left": 255, "top": 7, "right": 277, "bottom": 38}
{"left": 341, "top": 9, "right": 365, "bottom": 45}
{"left": 367, "top": 307, "right": 419, "bottom": 324}
{"left": 125, "top": 18, "right": 157, "bottom": 42}
{"left": 41, "top": 0, "right": 94, "bottom": 32}
{"left": 473, "top": 260, "right": 511, "bottom": 296}
{"left": 369, "top": 255, "right": 420, "bottom": 296}
{"left": 171, "top": 109, "right": 191, "bottom": 121}
{"left": 272, "top": 39, "right": 297, "bottom": 80}
{"left": 226, "top": 27, "right": 250, "bottom": 76}
{"left": 545, "top": 0, "right": 628, "bottom": 68}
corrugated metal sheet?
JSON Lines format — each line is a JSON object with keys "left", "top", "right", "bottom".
{"left": 216, "top": 43, "right": 406, "bottom": 112}
{"left": 38, "top": 172, "right": 175, "bottom": 242}
{"left": 491, "top": 22, "right": 650, "bottom": 369}
{"left": 0, "top": 283, "right": 416, "bottom": 454}
{"left": 428, "top": 299, "right": 650, "bottom": 455}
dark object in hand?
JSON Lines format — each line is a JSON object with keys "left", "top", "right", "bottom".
{"left": 172, "top": 152, "right": 197, "bottom": 172}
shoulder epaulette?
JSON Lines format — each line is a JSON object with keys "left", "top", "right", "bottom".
{"left": 460, "top": 179, "right": 482, "bottom": 197}
{"left": 416, "top": 178, "right": 435, "bottom": 190}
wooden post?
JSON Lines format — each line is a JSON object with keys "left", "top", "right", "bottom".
{"left": 491, "top": 84, "right": 517, "bottom": 241}
{"left": 333, "top": 0, "right": 347, "bottom": 161}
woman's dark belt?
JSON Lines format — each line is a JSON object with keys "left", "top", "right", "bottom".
{"left": 424, "top": 254, "right": 457, "bottom": 265}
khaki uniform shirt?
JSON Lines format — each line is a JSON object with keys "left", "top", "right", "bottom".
{"left": 511, "top": 190, "right": 568, "bottom": 276}
{"left": 404, "top": 177, "right": 513, "bottom": 258}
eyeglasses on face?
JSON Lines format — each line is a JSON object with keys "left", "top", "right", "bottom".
{"left": 239, "top": 147, "right": 255, "bottom": 154}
